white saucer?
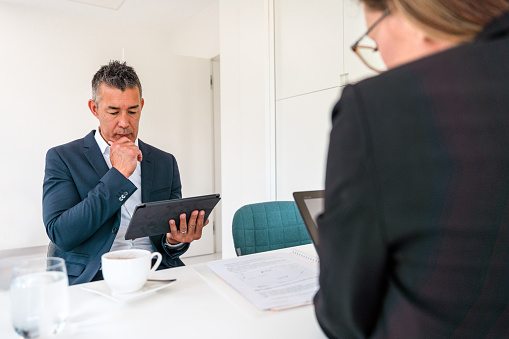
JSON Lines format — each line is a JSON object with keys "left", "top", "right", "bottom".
{"left": 81, "top": 279, "right": 176, "bottom": 302}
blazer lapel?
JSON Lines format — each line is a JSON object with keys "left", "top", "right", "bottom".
{"left": 139, "top": 140, "right": 153, "bottom": 203}
{"left": 83, "top": 130, "right": 109, "bottom": 179}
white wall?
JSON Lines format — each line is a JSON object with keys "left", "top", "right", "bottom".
{"left": 170, "top": 1, "right": 220, "bottom": 59}
{"left": 274, "top": 0, "right": 344, "bottom": 200}
{"left": 0, "top": 2, "right": 214, "bottom": 253}
{"left": 343, "top": 0, "right": 376, "bottom": 84}
{"left": 219, "top": 0, "right": 274, "bottom": 258}
{"left": 212, "top": 58, "right": 222, "bottom": 253}
{"left": 273, "top": 0, "right": 376, "bottom": 200}
{"left": 275, "top": 89, "right": 340, "bottom": 200}
{"left": 274, "top": 0, "right": 344, "bottom": 100}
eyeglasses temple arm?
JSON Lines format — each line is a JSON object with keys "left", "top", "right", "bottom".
{"left": 351, "top": 9, "right": 390, "bottom": 51}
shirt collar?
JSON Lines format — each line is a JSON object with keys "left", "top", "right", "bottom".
{"left": 94, "top": 128, "right": 138, "bottom": 156}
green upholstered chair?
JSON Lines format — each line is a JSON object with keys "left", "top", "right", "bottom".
{"left": 232, "top": 201, "right": 311, "bottom": 256}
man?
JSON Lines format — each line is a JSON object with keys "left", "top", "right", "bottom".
{"left": 43, "top": 61, "right": 207, "bottom": 285}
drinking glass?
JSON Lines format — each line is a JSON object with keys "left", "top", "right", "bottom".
{"left": 10, "top": 257, "right": 70, "bottom": 338}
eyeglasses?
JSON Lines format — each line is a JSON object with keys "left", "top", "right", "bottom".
{"left": 351, "top": 9, "right": 390, "bottom": 73}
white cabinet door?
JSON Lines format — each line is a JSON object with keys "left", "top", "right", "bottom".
{"left": 275, "top": 88, "right": 341, "bottom": 200}
{"left": 343, "top": 0, "right": 377, "bottom": 84}
{"left": 274, "top": 0, "right": 343, "bottom": 100}
{"left": 273, "top": 0, "right": 376, "bottom": 202}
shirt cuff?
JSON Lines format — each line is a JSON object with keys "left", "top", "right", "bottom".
{"left": 164, "top": 237, "right": 185, "bottom": 251}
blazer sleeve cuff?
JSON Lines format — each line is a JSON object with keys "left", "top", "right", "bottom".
{"left": 100, "top": 167, "right": 138, "bottom": 202}
{"left": 161, "top": 236, "right": 189, "bottom": 259}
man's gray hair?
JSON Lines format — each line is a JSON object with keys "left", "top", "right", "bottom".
{"left": 91, "top": 60, "right": 142, "bottom": 104}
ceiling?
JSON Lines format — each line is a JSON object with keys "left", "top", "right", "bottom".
{"left": 0, "top": 0, "right": 218, "bottom": 37}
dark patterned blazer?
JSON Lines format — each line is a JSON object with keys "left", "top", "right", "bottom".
{"left": 315, "top": 11, "right": 509, "bottom": 338}
{"left": 43, "top": 130, "right": 189, "bottom": 285}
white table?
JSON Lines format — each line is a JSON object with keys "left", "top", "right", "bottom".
{"left": 0, "top": 245, "right": 326, "bottom": 338}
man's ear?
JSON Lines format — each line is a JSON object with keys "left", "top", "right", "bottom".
{"left": 88, "top": 99, "right": 99, "bottom": 119}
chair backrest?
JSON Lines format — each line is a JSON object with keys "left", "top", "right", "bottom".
{"left": 232, "top": 201, "right": 311, "bottom": 256}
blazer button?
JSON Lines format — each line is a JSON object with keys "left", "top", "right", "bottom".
{"left": 112, "top": 227, "right": 118, "bottom": 234}
{"left": 123, "top": 192, "right": 129, "bottom": 196}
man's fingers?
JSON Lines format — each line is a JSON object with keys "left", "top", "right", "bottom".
{"left": 197, "top": 210, "right": 207, "bottom": 226}
{"left": 108, "top": 138, "right": 142, "bottom": 178}
{"left": 166, "top": 220, "right": 180, "bottom": 245}
{"left": 189, "top": 210, "right": 199, "bottom": 229}
{"left": 169, "top": 219, "right": 178, "bottom": 233}
{"left": 191, "top": 211, "right": 205, "bottom": 240}
{"left": 179, "top": 213, "right": 187, "bottom": 234}
{"left": 167, "top": 211, "right": 208, "bottom": 244}
{"left": 195, "top": 212, "right": 205, "bottom": 237}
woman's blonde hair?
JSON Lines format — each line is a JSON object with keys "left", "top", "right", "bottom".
{"left": 361, "top": 0, "right": 509, "bottom": 42}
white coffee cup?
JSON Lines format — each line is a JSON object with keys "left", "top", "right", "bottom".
{"left": 101, "top": 249, "right": 162, "bottom": 294}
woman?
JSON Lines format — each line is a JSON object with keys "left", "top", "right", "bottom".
{"left": 315, "top": 0, "right": 509, "bottom": 337}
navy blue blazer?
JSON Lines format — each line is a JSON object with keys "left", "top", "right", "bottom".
{"left": 315, "top": 11, "right": 509, "bottom": 338}
{"left": 43, "top": 130, "right": 189, "bottom": 285}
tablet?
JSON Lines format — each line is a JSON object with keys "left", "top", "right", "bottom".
{"left": 293, "top": 190, "right": 324, "bottom": 248}
{"left": 124, "top": 194, "right": 221, "bottom": 240}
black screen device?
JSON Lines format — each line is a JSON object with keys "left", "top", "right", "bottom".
{"left": 293, "top": 190, "right": 324, "bottom": 248}
{"left": 124, "top": 194, "right": 221, "bottom": 240}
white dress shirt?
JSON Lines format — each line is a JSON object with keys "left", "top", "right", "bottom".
{"left": 94, "top": 131, "right": 153, "bottom": 252}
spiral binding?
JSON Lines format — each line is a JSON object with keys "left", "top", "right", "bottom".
{"left": 290, "top": 250, "right": 319, "bottom": 264}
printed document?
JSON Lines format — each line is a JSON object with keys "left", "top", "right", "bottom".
{"left": 207, "top": 250, "right": 319, "bottom": 310}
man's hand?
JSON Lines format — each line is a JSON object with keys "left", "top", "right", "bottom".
{"left": 109, "top": 137, "right": 142, "bottom": 178}
{"left": 166, "top": 210, "right": 209, "bottom": 245}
